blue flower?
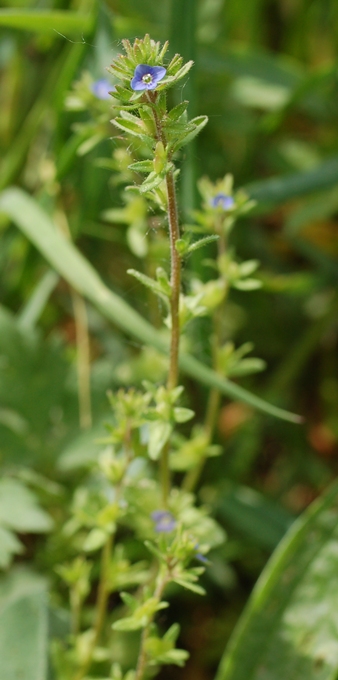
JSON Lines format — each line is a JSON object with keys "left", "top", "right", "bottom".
{"left": 91, "top": 78, "right": 112, "bottom": 100}
{"left": 131, "top": 64, "right": 167, "bottom": 91}
{"left": 210, "top": 194, "right": 235, "bottom": 210}
{"left": 151, "top": 510, "right": 176, "bottom": 533}
{"left": 194, "top": 544, "right": 208, "bottom": 563}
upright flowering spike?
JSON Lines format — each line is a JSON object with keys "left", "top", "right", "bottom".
{"left": 131, "top": 64, "right": 167, "bottom": 91}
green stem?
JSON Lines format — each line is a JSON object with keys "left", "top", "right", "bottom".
{"left": 74, "top": 534, "right": 113, "bottom": 680}
{"left": 150, "top": 94, "right": 182, "bottom": 504}
{"left": 93, "top": 534, "right": 113, "bottom": 643}
{"left": 183, "top": 223, "right": 226, "bottom": 492}
{"left": 135, "top": 573, "right": 168, "bottom": 680}
{"left": 165, "top": 168, "right": 181, "bottom": 391}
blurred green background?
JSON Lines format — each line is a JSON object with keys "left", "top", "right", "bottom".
{"left": 0, "top": 1, "right": 338, "bottom": 678}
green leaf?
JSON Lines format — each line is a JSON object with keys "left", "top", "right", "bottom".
{"left": 112, "top": 118, "right": 153, "bottom": 146}
{"left": 83, "top": 528, "right": 108, "bottom": 553}
{"left": 215, "top": 479, "right": 338, "bottom": 680}
{"left": 18, "top": 270, "right": 58, "bottom": 332}
{"left": 232, "top": 279, "right": 262, "bottom": 291}
{"left": 170, "top": 60, "right": 194, "bottom": 82}
{"left": 173, "top": 115, "right": 208, "bottom": 150}
{"left": 128, "top": 160, "right": 154, "bottom": 173}
{"left": 173, "top": 407, "right": 195, "bottom": 423}
{"left": 139, "top": 171, "right": 166, "bottom": 194}
{"left": 215, "top": 482, "right": 294, "bottom": 552}
{"left": 187, "top": 235, "right": 219, "bottom": 253}
{"left": 167, "top": 101, "right": 189, "bottom": 121}
{"left": 0, "top": 568, "right": 48, "bottom": 680}
{"left": 0, "top": 478, "right": 53, "bottom": 533}
{"left": 228, "top": 358, "right": 266, "bottom": 377}
{"left": 0, "top": 188, "right": 302, "bottom": 424}
{"left": 113, "top": 616, "right": 145, "bottom": 631}
{"left": 127, "top": 269, "right": 166, "bottom": 299}
{"left": 0, "top": 527, "right": 23, "bottom": 570}
{"left": 148, "top": 421, "right": 172, "bottom": 460}
{"left": 173, "top": 578, "right": 206, "bottom": 595}
{"left": 0, "top": 9, "right": 94, "bottom": 33}
{"left": 57, "top": 425, "right": 106, "bottom": 471}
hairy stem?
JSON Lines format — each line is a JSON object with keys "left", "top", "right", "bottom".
{"left": 150, "top": 95, "right": 182, "bottom": 504}
{"left": 183, "top": 224, "right": 226, "bottom": 492}
{"left": 165, "top": 168, "right": 181, "bottom": 391}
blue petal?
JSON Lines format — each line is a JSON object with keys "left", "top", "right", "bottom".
{"left": 91, "top": 78, "right": 112, "bottom": 100}
{"left": 130, "top": 64, "right": 167, "bottom": 91}
{"left": 151, "top": 509, "right": 176, "bottom": 533}
{"left": 210, "top": 194, "right": 235, "bottom": 210}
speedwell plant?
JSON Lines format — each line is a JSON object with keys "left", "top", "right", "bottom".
{"left": 54, "top": 35, "right": 263, "bottom": 680}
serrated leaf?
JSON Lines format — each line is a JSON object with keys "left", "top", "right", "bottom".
{"left": 128, "top": 160, "right": 154, "bottom": 173}
{"left": 112, "top": 118, "right": 152, "bottom": 145}
{"left": 172, "top": 115, "right": 208, "bottom": 151}
{"left": 167, "top": 101, "right": 189, "bottom": 121}
{"left": 171, "top": 60, "right": 194, "bottom": 81}
{"left": 187, "top": 235, "right": 219, "bottom": 253}
{"left": 139, "top": 172, "right": 165, "bottom": 194}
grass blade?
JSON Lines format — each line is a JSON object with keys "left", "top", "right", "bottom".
{"left": 0, "top": 9, "right": 93, "bottom": 33}
{"left": 244, "top": 156, "right": 338, "bottom": 207}
{"left": 215, "top": 478, "right": 338, "bottom": 680}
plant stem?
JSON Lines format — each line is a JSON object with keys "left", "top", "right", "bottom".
{"left": 93, "top": 534, "right": 113, "bottom": 643}
{"left": 150, "top": 95, "right": 182, "bottom": 504}
{"left": 165, "top": 168, "right": 181, "bottom": 391}
{"left": 135, "top": 573, "right": 168, "bottom": 680}
{"left": 74, "top": 534, "right": 113, "bottom": 680}
{"left": 183, "top": 224, "right": 226, "bottom": 492}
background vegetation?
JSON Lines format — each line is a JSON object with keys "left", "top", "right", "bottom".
{"left": 0, "top": 1, "right": 338, "bottom": 679}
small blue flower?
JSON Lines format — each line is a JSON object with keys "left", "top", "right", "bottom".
{"left": 151, "top": 510, "right": 176, "bottom": 533}
{"left": 91, "top": 78, "right": 112, "bottom": 100}
{"left": 210, "top": 194, "right": 235, "bottom": 210}
{"left": 194, "top": 543, "right": 208, "bottom": 563}
{"left": 131, "top": 64, "right": 167, "bottom": 91}
{"left": 195, "top": 552, "right": 208, "bottom": 564}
